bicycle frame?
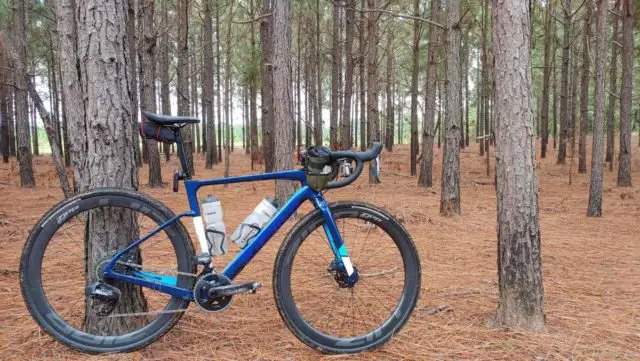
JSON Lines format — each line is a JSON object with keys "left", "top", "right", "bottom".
{"left": 103, "top": 169, "right": 353, "bottom": 301}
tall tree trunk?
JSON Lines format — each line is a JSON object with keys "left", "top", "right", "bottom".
{"left": 557, "top": 0, "right": 571, "bottom": 164}
{"left": 75, "top": 0, "right": 147, "bottom": 332}
{"left": 296, "top": 19, "right": 302, "bottom": 154}
{"left": 30, "top": 89, "right": 39, "bottom": 156}
{"left": 0, "top": 80, "right": 9, "bottom": 163}
{"left": 578, "top": 2, "right": 591, "bottom": 174}
{"left": 440, "top": 0, "right": 461, "bottom": 216}
{"left": 200, "top": 25, "right": 208, "bottom": 157}
{"left": 56, "top": 0, "right": 86, "bottom": 190}
{"left": 224, "top": 0, "right": 234, "bottom": 180}
{"left": 159, "top": 0, "right": 171, "bottom": 162}
{"left": 569, "top": 49, "right": 578, "bottom": 157}
{"left": 477, "top": 47, "right": 484, "bottom": 155}
{"left": 204, "top": 0, "right": 218, "bottom": 168}
{"left": 26, "top": 77, "right": 72, "bottom": 197}
{"left": 540, "top": 0, "right": 554, "bottom": 158}
{"left": 12, "top": 0, "right": 35, "bottom": 187}
{"left": 366, "top": 0, "right": 380, "bottom": 184}
{"left": 358, "top": 5, "right": 366, "bottom": 152}
{"left": 177, "top": 0, "right": 194, "bottom": 174}
{"left": 492, "top": 0, "right": 545, "bottom": 331}
{"left": 418, "top": 0, "right": 441, "bottom": 187}
{"left": 463, "top": 29, "right": 469, "bottom": 147}
{"left": 409, "top": 0, "right": 420, "bottom": 175}
{"left": 7, "top": 90, "right": 15, "bottom": 157}
{"left": 140, "top": 0, "right": 162, "bottom": 187}
{"left": 127, "top": 0, "right": 141, "bottom": 167}
{"left": 587, "top": 0, "right": 607, "bottom": 216}
{"left": 606, "top": 0, "right": 620, "bottom": 167}
{"left": 261, "top": 0, "right": 275, "bottom": 170}
{"left": 191, "top": 32, "right": 200, "bottom": 155}
{"left": 384, "top": 32, "right": 394, "bottom": 152}
{"left": 47, "top": 35, "right": 61, "bottom": 157}
{"left": 606, "top": 4, "right": 622, "bottom": 165}
{"left": 249, "top": 0, "right": 259, "bottom": 167}
{"left": 305, "top": 49, "right": 312, "bottom": 149}
{"left": 314, "top": 0, "right": 323, "bottom": 146}
{"left": 273, "top": 0, "right": 296, "bottom": 204}
{"left": 216, "top": 4, "right": 223, "bottom": 163}
{"left": 552, "top": 46, "right": 558, "bottom": 150}
{"left": 330, "top": 0, "right": 340, "bottom": 150}
{"left": 616, "top": 0, "right": 634, "bottom": 187}
{"left": 341, "top": 0, "right": 355, "bottom": 150}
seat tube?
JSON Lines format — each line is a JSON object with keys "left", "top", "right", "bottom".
{"left": 311, "top": 193, "right": 355, "bottom": 276}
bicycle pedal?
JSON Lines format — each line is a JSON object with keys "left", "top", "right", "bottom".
{"left": 208, "top": 281, "right": 261, "bottom": 297}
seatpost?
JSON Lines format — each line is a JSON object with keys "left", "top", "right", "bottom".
{"left": 174, "top": 129, "right": 191, "bottom": 180}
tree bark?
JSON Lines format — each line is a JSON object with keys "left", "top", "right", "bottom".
{"left": 249, "top": 0, "right": 259, "bottom": 168}
{"left": 616, "top": 0, "right": 633, "bottom": 187}
{"left": 272, "top": 0, "right": 296, "bottom": 204}
{"left": 159, "top": 0, "right": 171, "bottom": 162}
{"left": 140, "top": 0, "right": 162, "bottom": 187}
{"left": 552, "top": 46, "right": 558, "bottom": 150}
{"left": 557, "top": 0, "right": 571, "bottom": 164}
{"left": 330, "top": 0, "right": 340, "bottom": 150}
{"left": 384, "top": 32, "right": 394, "bottom": 152}
{"left": 578, "top": 2, "right": 591, "bottom": 174}
{"left": 409, "top": 0, "right": 420, "bottom": 176}
{"left": 126, "top": 0, "right": 141, "bottom": 167}
{"left": 314, "top": 0, "right": 323, "bottom": 146}
{"left": 0, "top": 79, "right": 8, "bottom": 163}
{"left": 56, "top": 0, "right": 86, "bottom": 190}
{"left": 540, "top": 0, "right": 554, "bottom": 158}
{"left": 204, "top": 0, "right": 218, "bottom": 168}
{"left": 12, "top": 0, "right": 35, "bottom": 187}
{"left": 605, "top": 0, "right": 620, "bottom": 166}
{"left": 216, "top": 4, "right": 223, "bottom": 163}
{"left": 224, "top": 0, "right": 234, "bottom": 180}
{"left": 440, "top": 0, "right": 461, "bottom": 216}
{"left": 587, "top": 0, "right": 607, "bottom": 216}
{"left": 341, "top": 0, "right": 355, "bottom": 150}
{"left": 74, "top": 0, "right": 147, "bottom": 333}
{"left": 26, "top": 77, "right": 72, "bottom": 197}
{"left": 358, "top": 2, "right": 366, "bottom": 152}
{"left": 418, "top": 0, "right": 441, "bottom": 187}
{"left": 261, "top": 0, "right": 275, "bottom": 171}
{"left": 30, "top": 89, "right": 39, "bottom": 156}
{"left": 492, "top": 0, "right": 546, "bottom": 331}
{"left": 177, "top": 0, "right": 194, "bottom": 174}
{"left": 366, "top": 0, "right": 380, "bottom": 184}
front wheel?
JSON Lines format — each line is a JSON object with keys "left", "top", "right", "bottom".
{"left": 273, "top": 202, "right": 421, "bottom": 353}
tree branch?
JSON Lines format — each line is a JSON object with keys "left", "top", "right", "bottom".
{"left": 233, "top": 12, "right": 271, "bottom": 24}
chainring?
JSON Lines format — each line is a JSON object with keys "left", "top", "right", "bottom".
{"left": 193, "top": 273, "right": 233, "bottom": 312}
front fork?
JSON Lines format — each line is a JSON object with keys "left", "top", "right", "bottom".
{"left": 311, "top": 193, "right": 357, "bottom": 282}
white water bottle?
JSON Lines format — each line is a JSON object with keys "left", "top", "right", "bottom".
{"left": 202, "top": 195, "right": 228, "bottom": 256}
{"left": 232, "top": 197, "right": 278, "bottom": 248}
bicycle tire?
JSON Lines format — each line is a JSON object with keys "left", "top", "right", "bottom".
{"left": 20, "top": 188, "right": 196, "bottom": 354}
{"left": 273, "top": 201, "right": 421, "bottom": 354}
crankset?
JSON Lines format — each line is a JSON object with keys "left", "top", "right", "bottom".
{"left": 193, "top": 273, "right": 261, "bottom": 312}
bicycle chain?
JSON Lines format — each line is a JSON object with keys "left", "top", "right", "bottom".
{"left": 105, "top": 261, "right": 201, "bottom": 318}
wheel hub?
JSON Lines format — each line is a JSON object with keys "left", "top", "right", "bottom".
{"left": 328, "top": 260, "right": 359, "bottom": 288}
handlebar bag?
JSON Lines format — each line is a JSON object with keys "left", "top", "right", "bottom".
{"left": 304, "top": 146, "right": 335, "bottom": 191}
{"left": 139, "top": 122, "right": 176, "bottom": 144}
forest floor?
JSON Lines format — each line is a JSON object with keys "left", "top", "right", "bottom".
{"left": 0, "top": 140, "right": 638, "bottom": 360}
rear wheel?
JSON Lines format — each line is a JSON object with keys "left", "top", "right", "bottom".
{"left": 20, "top": 189, "right": 195, "bottom": 354}
{"left": 273, "top": 202, "right": 421, "bottom": 353}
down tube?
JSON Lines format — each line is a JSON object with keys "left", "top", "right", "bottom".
{"left": 222, "top": 186, "right": 316, "bottom": 280}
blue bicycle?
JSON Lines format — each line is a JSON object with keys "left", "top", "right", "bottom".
{"left": 20, "top": 113, "right": 421, "bottom": 354}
